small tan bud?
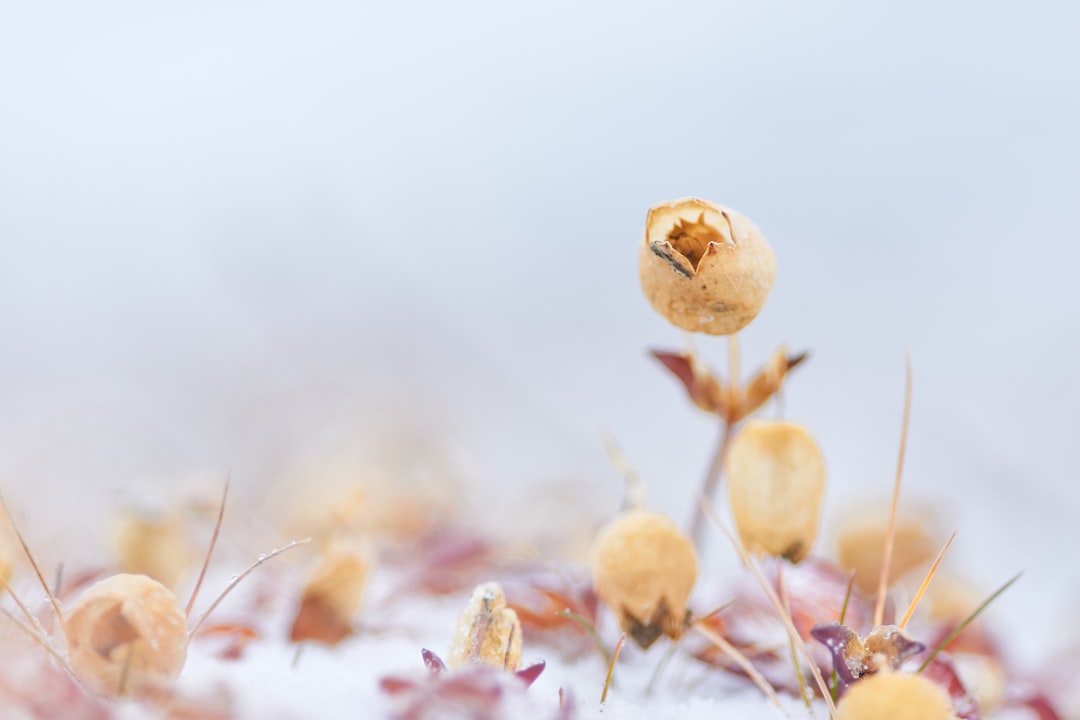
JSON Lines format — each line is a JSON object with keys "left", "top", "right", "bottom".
{"left": 726, "top": 421, "right": 826, "bottom": 562}
{"left": 639, "top": 198, "right": 776, "bottom": 335}
{"left": 591, "top": 512, "right": 697, "bottom": 649}
{"left": 289, "top": 538, "right": 374, "bottom": 645}
{"left": 836, "top": 671, "right": 954, "bottom": 720}
{"left": 836, "top": 510, "right": 938, "bottom": 594}
{"left": 113, "top": 511, "right": 193, "bottom": 590}
{"left": 447, "top": 582, "right": 522, "bottom": 671}
{"left": 65, "top": 573, "right": 188, "bottom": 698}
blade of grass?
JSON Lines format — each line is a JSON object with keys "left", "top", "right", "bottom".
{"left": 899, "top": 529, "right": 957, "bottom": 630}
{"left": 831, "top": 570, "right": 857, "bottom": 703}
{"left": 693, "top": 621, "right": 784, "bottom": 712}
{"left": 875, "top": 357, "right": 912, "bottom": 627}
{"left": 700, "top": 497, "right": 836, "bottom": 718}
{"left": 778, "top": 564, "right": 811, "bottom": 712}
{"left": 917, "top": 573, "right": 1021, "bottom": 673}
{"left": 600, "top": 634, "right": 625, "bottom": 704}
{"left": 556, "top": 609, "right": 611, "bottom": 665}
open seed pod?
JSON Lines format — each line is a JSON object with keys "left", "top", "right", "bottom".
{"left": 447, "top": 582, "right": 522, "bottom": 671}
{"left": 289, "top": 537, "right": 374, "bottom": 645}
{"left": 65, "top": 573, "right": 188, "bottom": 698}
{"left": 726, "top": 421, "right": 826, "bottom": 562}
{"left": 836, "top": 671, "right": 954, "bottom": 720}
{"left": 591, "top": 511, "right": 697, "bottom": 649}
{"left": 639, "top": 197, "right": 776, "bottom": 335}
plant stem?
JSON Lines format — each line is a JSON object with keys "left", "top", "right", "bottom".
{"left": 690, "top": 418, "right": 734, "bottom": 549}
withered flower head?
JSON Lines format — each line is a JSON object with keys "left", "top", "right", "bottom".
{"left": 447, "top": 582, "right": 523, "bottom": 672}
{"left": 726, "top": 420, "right": 826, "bottom": 562}
{"left": 113, "top": 510, "right": 193, "bottom": 591}
{"left": 835, "top": 670, "right": 954, "bottom": 720}
{"left": 810, "top": 622, "right": 925, "bottom": 687}
{"left": 65, "top": 573, "right": 188, "bottom": 698}
{"left": 591, "top": 511, "right": 697, "bottom": 649}
{"left": 639, "top": 198, "right": 776, "bottom": 335}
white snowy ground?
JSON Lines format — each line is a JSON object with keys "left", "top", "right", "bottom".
{"left": 2, "top": 1, "right": 1079, "bottom": 718}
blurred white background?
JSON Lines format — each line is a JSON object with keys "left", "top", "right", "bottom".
{"left": 1, "top": 2, "right": 1077, "bottom": 665}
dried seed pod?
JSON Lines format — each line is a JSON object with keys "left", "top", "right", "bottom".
{"left": 639, "top": 197, "right": 776, "bottom": 335}
{"left": 447, "top": 582, "right": 522, "bottom": 671}
{"left": 836, "top": 671, "right": 954, "bottom": 720}
{"left": 64, "top": 573, "right": 188, "bottom": 698}
{"left": 726, "top": 420, "right": 826, "bottom": 562}
{"left": 289, "top": 537, "right": 374, "bottom": 645}
{"left": 836, "top": 509, "right": 938, "bottom": 594}
{"left": 113, "top": 510, "right": 193, "bottom": 590}
{"left": 591, "top": 511, "right": 697, "bottom": 649}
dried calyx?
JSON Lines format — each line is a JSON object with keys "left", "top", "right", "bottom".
{"left": 591, "top": 511, "right": 697, "bottom": 649}
{"left": 639, "top": 198, "right": 776, "bottom": 335}
{"left": 811, "top": 622, "right": 925, "bottom": 689}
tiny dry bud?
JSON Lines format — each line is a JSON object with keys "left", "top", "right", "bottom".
{"left": 65, "top": 573, "right": 188, "bottom": 698}
{"left": 836, "top": 510, "right": 938, "bottom": 594}
{"left": 836, "top": 671, "right": 954, "bottom": 720}
{"left": 113, "top": 511, "right": 193, "bottom": 590}
{"left": 290, "top": 538, "right": 374, "bottom": 645}
{"left": 726, "top": 420, "right": 826, "bottom": 562}
{"left": 591, "top": 512, "right": 697, "bottom": 649}
{"left": 639, "top": 198, "right": 776, "bottom": 336}
{"left": 447, "top": 582, "right": 522, "bottom": 671}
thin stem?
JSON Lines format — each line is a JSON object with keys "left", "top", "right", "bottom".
{"left": 693, "top": 622, "right": 784, "bottom": 711}
{"left": 0, "top": 496, "right": 64, "bottom": 624}
{"left": 186, "top": 478, "right": 229, "bottom": 618}
{"left": 600, "top": 634, "right": 625, "bottom": 704}
{"left": 690, "top": 419, "right": 735, "bottom": 549}
{"left": 874, "top": 356, "right": 913, "bottom": 627}
{"left": 556, "top": 609, "right": 611, "bottom": 666}
{"left": 778, "top": 565, "right": 811, "bottom": 712}
{"left": 899, "top": 529, "right": 957, "bottom": 630}
{"left": 187, "top": 538, "right": 310, "bottom": 640}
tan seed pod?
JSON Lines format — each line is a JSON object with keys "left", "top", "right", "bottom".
{"left": 726, "top": 420, "right": 826, "bottom": 562}
{"left": 64, "top": 573, "right": 188, "bottom": 698}
{"left": 113, "top": 510, "right": 193, "bottom": 590}
{"left": 289, "top": 537, "right": 374, "bottom": 645}
{"left": 639, "top": 197, "right": 776, "bottom": 335}
{"left": 591, "top": 511, "right": 697, "bottom": 649}
{"left": 447, "top": 582, "right": 522, "bottom": 671}
{"left": 836, "top": 509, "right": 938, "bottom": 594}
{"left": 836, "top": 671, "right": 954, "bottom": 720}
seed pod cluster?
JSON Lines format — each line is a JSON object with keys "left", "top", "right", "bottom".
{"left": 836, "top": 671, "right": 954, "bottom": 720}
{"left": 290, "top": 537, "right": 374, "bottom": 645}
{"left": 591, "top": 511, "right": 697, "bottom": 649}
{"left": 639, "top": 197, "right": 776, "bottom": 335}
{"left": 64, "top": 573, "right": 188, "bottom": 698}
{"left": 726, "top": 420, "right": 826, "bottom": 562}
{"left": 447, "top": 582, "right": 522, "bottom": 671}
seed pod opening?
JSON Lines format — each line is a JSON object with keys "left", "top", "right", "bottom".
{"left": 447, "top": 582, "right": 522, "bottom": 671}
{"left": 591, "top": 512, "right": 697, "bottom": 649}
{"left": 836, "top": 671, "right": 954, "bottom": 720}
{"left": 65, "top": 573, "right": 188, "bottom": 698}
{"left": 726, "top": 421, "right": 826, "bottom": 562}
{"left": 638, "top": 198, "right": 776, "bottom": 335}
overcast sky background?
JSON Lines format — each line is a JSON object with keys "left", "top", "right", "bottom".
{"left": 1, "top": 2, "right": 1078, "bottom": 665}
